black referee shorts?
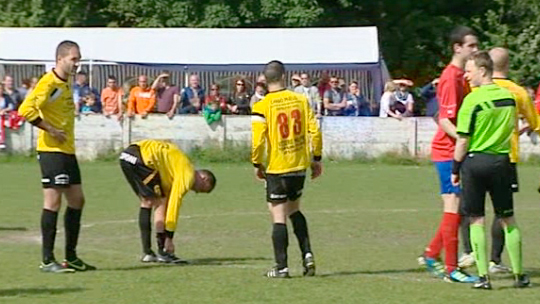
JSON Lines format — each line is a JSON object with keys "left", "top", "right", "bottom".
{"left": 119, "top": 145, "right": 164, "bottom": 199}
{"left": 461, "top": 153, "right": 514, "bottom": 218}
{"left": 38, "top": 152, "right": 82, "bottom": 188}
{"left": 510, "top": 162, "right": 519, "bottom": 193}
{"left": 266, "top": 170, "right": 306, "bottom": 204}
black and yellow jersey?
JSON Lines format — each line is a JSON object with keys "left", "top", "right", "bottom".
{"left": 251, "top": 89, "right": 322, "bottom": 174}
{"left": 135, "top": 139, "right": 195, "bottom": 232}
{"left": 493, "top": 78, "right": 539, "bottom": 163}
{"left": 18, "top": 70, "right": 76, "bottom": 154}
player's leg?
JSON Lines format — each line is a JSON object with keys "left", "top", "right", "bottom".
{"left": 285, "top": 172, "right": 315, "bottom": 276}
{"left": 490, "top": 157, "right": 529, "bottom": 288}
{"left": 38, "top": 152, "right": 74, "bottom": 273}
{"left": 139, "top": 197, "right": 155, "bottom": 261}
{"left": 265, "top": 174, "right": 290, "bottom": 278}
{"left": 458, "top": 213, "right": 475, "bottom": 268}
{"left": 151, "top": 197, "right": 186, "bottom": 264}
{"left": 489, "top": 217, "right": 509, "bottom": 273}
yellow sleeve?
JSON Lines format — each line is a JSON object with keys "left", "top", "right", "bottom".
{"left": 251, "top": 101, "right": 267, "bottom": 166}
{"left": 18, "top": 75, "right": 54, "bottom": 122}
{"left": 306, "top": 100, "right": 322, "bottom": 158}
{"left": 164, "top": 151, "right": 194, "bottom": 232}
{"left": 518, "top": 90, "right": 538, "bottom": 131}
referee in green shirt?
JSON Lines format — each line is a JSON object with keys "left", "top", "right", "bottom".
{"left": 451, "top": 51, "right": 529, "bottom": 290}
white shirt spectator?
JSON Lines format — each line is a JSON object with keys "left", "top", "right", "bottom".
{"left": 379, "top": 91, "right": 395, "bottom": 118}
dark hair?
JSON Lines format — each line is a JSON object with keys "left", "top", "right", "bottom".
{"left": 468, "top": 51, "right": 494, "bottom": 76}
{"left": 200, "top": 169, "right": 216, "bottom": 192}
{"left": 76, "top": 71, "right": 87, "bottom": 76}
{"left": 255, "top": 82, "right": 266, "bottom": 89}
{"left": 211, "top": 83, "right": 220, "bottom": 90}
{"left": 263, "top": 60, "right": 285, "bottom": 84}
{"left": 108, "top": 75, "right": 117, "bottom": 81}
{"left": 56, "top": 40, "right": 79, "bottom": 61}
{"left": 449, "top": 26, "right": 477, "bottom": 49}
{"left": 350, "top": 80, "right": 358, "bottom": 85}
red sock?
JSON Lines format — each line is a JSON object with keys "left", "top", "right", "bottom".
{"left": 425, "top": 226, "right": 443, "bottom": 259}
{"left": 441, "top": 212, "right": 461, "bottom": 273}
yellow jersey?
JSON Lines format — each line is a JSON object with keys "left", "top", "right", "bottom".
{"left": 493, "top": 78, "right": 539, "bottom": 163}
{"left": 251, "top": 89, "right": 322, "bottom": 174}
{"left": 18, "top": 70, "right": 76, "bottom": 154}
{"left": 135, "top": 139, "right": 195, "bottom": 232}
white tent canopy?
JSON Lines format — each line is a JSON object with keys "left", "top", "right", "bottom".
{"left": 0, "top": 27, "right": 380, "bottom": 67}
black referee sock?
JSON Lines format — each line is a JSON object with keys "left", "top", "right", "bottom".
{"left": 289, "top": 211, "right": 312, "bottom": 257}
{"left": 139, "top": 207, "right": 152, "bottom": 255}
{"left": 156, "top": 232, "right": 166, "bottom": 255}
{"left": 490, "top": 217, "right": 505, "bottom": 264}
{"left": 65, "top": 207, "right": 82, "bottom": 261}
{"left": 460, "top": 215, "right": 472, "bottom": 254}
{"left": 41, "top": 209, "right": 58, "bottom": 264}
{"left": 272, "top": 223, "right": 288, "bottom": 269}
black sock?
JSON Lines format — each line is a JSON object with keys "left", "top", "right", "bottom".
{"left": 272, "top": 223, "right": 288, "bottom": 269}
{"left": 490, "top": 217, "right": 505, "bottom": 264}
{"left": 289, "top": 211, "right": 312, "bottom": 257}
{"left": 139, "top": 207, "right": 152, "bottom": 254}
{"left": 41, "top": 209, "right": 58, "bottom": 264}
{"left": 156, "top": 232, "right": 166, "bottom": 255}
{"left": 460, "top": 215, "right": 472, "bottom": 254}
{"left": 64, "top": 207, "right": 82, "bottom": 261}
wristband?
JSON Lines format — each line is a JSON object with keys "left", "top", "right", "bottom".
{"left": 29, "top": 117, "right": 42, "bottom": 126}
{"left": 452, "top": 160, "right": 462, "bottom": 175}
{"left": 313, "top": 155, "right": 322, "bottom": 162}
{"left": 253, "top": 163, "right": 263, "bottom": 168}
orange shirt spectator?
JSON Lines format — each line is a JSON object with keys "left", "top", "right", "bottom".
{"left": 128, "top": 75, "right": 155, "bottom": 118}
{"left": 101, "top": 75, "right": 124, "bottom": 118}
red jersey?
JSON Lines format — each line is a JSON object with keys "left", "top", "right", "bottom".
{"left": 431, "top": 64, "right": 470, "bottom": 161}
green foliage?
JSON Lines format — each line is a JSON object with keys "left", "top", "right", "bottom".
{"left": 1, "top": 0, "right": 540, "bottom": 86}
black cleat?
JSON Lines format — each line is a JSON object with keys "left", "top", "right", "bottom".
{"left": 156, "top": 252, "right": 189, "bottom": 264}
{"left": 63, "top": 258, "right": 97, "bottom": 271}
{"left": 303, "top": 253, "right": 316, "bottom": 277}
{"left": 472, "top": 276, "right": 492, "bottom": 290}
{"left": 514, "top": 274, "right": 531, "bottom": 288}
{"left": 265, "top": 267, "right": 291, "bottom": 278}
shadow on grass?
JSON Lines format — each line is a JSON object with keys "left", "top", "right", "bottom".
{"left": 319, "top": 268, "right": 425, "bottom": 278}
{"left": 0, "top": 287, "right": 85, "bottom": 297}
{"left": 189, "top": 256, "right": 270, "bottom": 266}
{"left": 524, "top": 268, "right": 540, "bottom": 278}
{"left": 102, "top": 257, "right": 270, "bottom": 272}
{"left": 0, "top": 227, "right": 27, "bottom": 231}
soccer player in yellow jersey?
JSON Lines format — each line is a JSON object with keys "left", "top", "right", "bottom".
{"left": 18, "top": 40, "right": 95, "bottom": 273}
{"left": 252, "top": 61, "right": 323, "bottom": 278}
{"left": 119, "top": 139, "right": 216, "bottom": 263}
{"left": 460, "top": 47, "right": 540, "bottom": 274}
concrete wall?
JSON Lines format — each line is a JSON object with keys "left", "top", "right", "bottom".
{"left": 4, "top": 115, "right": 540, "bottom": 160}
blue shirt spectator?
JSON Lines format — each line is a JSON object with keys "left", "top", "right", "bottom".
{"left": 420, "top": 79, "right": 439, "bottom": 117}
{"left": 179, "top": 74, "right": 205, "bottom": 114}
{"left": 344, "top": 81, "right": 371, "bottom": 116}
{"left": 73, "top": 71, "right": 100, "bottom": 108}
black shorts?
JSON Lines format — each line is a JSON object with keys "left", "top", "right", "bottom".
{"left": 461, "top": 153, "right": 514, "bottom": 218}
{"left": 266, "top": 170, "right": 306, "bottom": 204}
{"left": 119, "top": 145, "right": 164, "bottom": 199}
{"left": 38, "top": 152, "right": 81, "bottom": 188}
{"left": 510, "top": 162, "right": 518, "bottom": 193}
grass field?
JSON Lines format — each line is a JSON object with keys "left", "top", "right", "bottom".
{"left": 1, "top": 161, "right": 540, "bottom": 303}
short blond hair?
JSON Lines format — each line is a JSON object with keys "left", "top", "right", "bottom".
{"left": 384, "top": 81, "right": 396, "bottom": 93}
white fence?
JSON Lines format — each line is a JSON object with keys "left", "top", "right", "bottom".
{"left": 3, "top": 115, "right": 540, "bottom": 160}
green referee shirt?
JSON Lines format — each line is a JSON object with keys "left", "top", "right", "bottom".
{"left": 456, "top": 83, "right": 516, "bottom": 154}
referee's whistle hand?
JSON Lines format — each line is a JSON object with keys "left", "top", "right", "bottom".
{"left": 451, "top": 173, "right": 460, "bottom": 186}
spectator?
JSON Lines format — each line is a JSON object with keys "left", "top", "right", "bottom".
{"left": 0, "top": 83, "right": 15, "bottom": 115}
{"left": 205, "top": 83, "right": 228, "bottom": 113}
{"left": 379, "top": 81, "right": 402, "bottom": 120}
{"left": 3, "top": 75, "right": 24, "bottom": 109}
{"left": 74, "top": 71, "right": 100, "bottom": 105}
{"left": 290, "top": 74, "right": 301, "bottom": 90}
{"left": 179, "top": 74, "right": 204, "bottom": 114}
{"left": 295, "top": 73, "right": 322, "bottom": 116}
{"left": 152, "top": 73, "right": 180, "bottom": 118}
{"left": 229, "top": 78, "right": 251, "bottom": 115}
{"left": 345, "top": 81, "right": 370, "bottom": 116}
{"left": 203, "top": 99, "right": 222, "bottom": 125}
{"left": 101, "top": 75, "right": 124, "bottom": 120}
{"left": 250, "top": 82, "right": 267, "bottom": 108}
{"left": 393, "top": 79, "right": 415, "bottom": 116}
{"left": 323, "top": 76, "right": 347, "bottom": 116}
{"left": 26, "top": 77, "right": 39, "bottom": 98}
{"left": 127, "top": 75, "right": 156, "bottom": 118}
{"left": 318, "top": 71, "right": 331, "bottom": 99}
{"left": 419, "top": 78, "right": 439, "bottom": 117}
{"left": 257, "top": 74, "right": 266, "bottom": 84}
{"left": 79, "top": 93, "right": 101, "bottom": 115}
{"left": 18, "top": 79, "right": 31, "bottom": 99}
{"left": 338, "top": 77, "right": 347, "bottom": 91}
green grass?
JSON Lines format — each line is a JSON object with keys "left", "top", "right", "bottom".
{"left": 1, "top": 162, "right": 540, "bottom": 303}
